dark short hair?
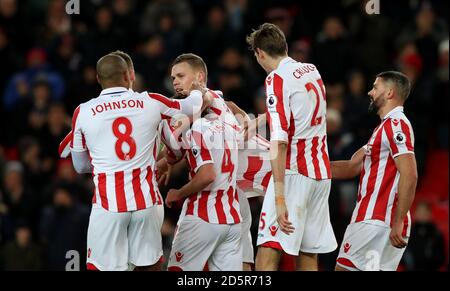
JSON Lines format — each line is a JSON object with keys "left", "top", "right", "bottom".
{"left": 96, "top": 54, "right": 128, "bottom": 85}
{"left": 109, "top": 50, "right": 134, "bottom": 70}
{"left": 377, "top": 71, "right": 412, "bottom": 100}
{"left": 172, "top": 53, "right": 208, "bottom": 78}
{"left": 246, "top": 23, "right": 288, "bottom": 57}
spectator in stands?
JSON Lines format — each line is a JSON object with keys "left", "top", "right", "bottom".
{"left": 0, "top": 222, "right": 43, "bottom": 270}
{"left": 312, "top": 16, "right": 354, "bottom": 83}
{"left": 403, "top": 202, "right": 446, "bottom": 270}
{"left": 193, "top": 4, "right": 237, "bottom": 65}
{"left": 64, "top": 64, "right": 101, "bottom": 112}
{"left": 2, "top": 47, "right": 65, "bottom": 111}
{"left": 140, "top": 0, "right": 193, "bottom": 35}
{"left": 39, "top": 185, "right": 89, "bottom": 270}
{"left": 1, "top": 161, "right": 38, "bottom": 241}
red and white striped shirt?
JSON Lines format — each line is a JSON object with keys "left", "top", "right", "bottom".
{"left": 236, "top": 134, "right": 272, "bottom": 198}
{"left": 265, "top": 57, "right": 331, "bottom": 180}
{"left": 181, "top": 117, "right": 241, "bottom": 225}
{"left": 71, "top": 87, "right": 202, "bottom": 212}
{"left": 204, "top": 90, "right": 272, "bottom": 198}
{"left": 351, "top": 106, "right": 414, "bottom": 236}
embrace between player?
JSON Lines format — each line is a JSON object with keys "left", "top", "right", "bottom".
{"left": 60, "top": 23, "right": 417, "bottom": 272}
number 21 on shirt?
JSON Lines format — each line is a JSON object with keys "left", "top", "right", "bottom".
{"left": 305, "top": 78, "right": 326, "bottom": 127}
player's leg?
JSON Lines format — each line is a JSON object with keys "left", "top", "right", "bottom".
{"left": 279, "top": 253, "right": 297, "bottom": 271}
{"left": 238, "top": 188, "right": 254, "bottom": 271}
{"left": 133, "top": 261, "right": 162, "bottom": 271}
{"left": 208, "top": 223, "right": 243, "bottom": 271}
{"left": 334, "top": 264, "right": 351, "bottom": 271}
{"left": 255, "top": 246, "right": 282, "bottom": 271}
{"left": 379, "top": 229, "right": 409, "bottom": 271}
{"left": 335, "top": 221, "right": 387, "bottom": 271}
{"left": 167, "top": 215, "right": 223, "bottom": 271}
{"left": 299, "top": 178, "right": 337, "bottom": 271}
{"left": 297, "top": 252, "right": 318, "bottom": 271}
{"left": 243, "top": 262, "right": 252, "bottom": 271}
{"left": 256, "top": 174, "right": 306, "bottom": 270}
{"left": 128, "top": 204, "right": 164, "bottom": 271}
{"left": 86, "top": 205, "right": 131, "bottom": 271}
{"left": 254, "top": 177, "right": 282, "bottom": 271}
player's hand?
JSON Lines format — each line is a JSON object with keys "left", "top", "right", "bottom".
{"left": 184, "top": 81, "right": 207, "bottom": 96}
{"left": 201, "top": 90, "right": 214, "bottom": 111}
{"left": 165, "top": 189, "right": 181, "bottom": 208}
{"left": 189, "top": 81, "right": 208, "bottom": 95}
{"left": 276, "top": 197, "right": 294, "bottom": 235}
{"left": 389, "top": 220, "right": 407, "bottom": 248}
{"left": 157, "top": 158, "right": 172, "bottom": 186}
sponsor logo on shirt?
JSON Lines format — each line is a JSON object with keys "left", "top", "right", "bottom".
{"left": 344, "top": 243, "right": 351, "bottom": 253}
{"left": 394, "top": 131, "right": 406, "bottom": 145}
{"left": 175, "top": 251, "right": 184, "bottom": 262}
{"left": 270, "top": 225, "right": 278, "bottom": 236}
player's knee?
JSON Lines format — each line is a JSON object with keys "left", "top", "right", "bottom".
{"left": 255, "top": 247, "right": 280, "bottom": 271}
{"left": 299, "top": 252, "right": 318, "bottom": 260}
{"left": 297, "top": 252, "right": 318, "bottom": 271}
{"left": 243, "top": 262, "right": 253, "bottom": 271}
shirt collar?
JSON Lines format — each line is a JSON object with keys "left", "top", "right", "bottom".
{"left": 383, "top": 106, "right": 404, "bottom": 120}
{"left": 277, "top": 57, "right": 295, "bottom": 69}
{"left": 100, "top": 87, "right": 128, "bottom": 96}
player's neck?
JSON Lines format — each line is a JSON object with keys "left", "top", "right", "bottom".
{"left": 379, "top": 102, "right": 403, "bottom": 119}
{"left": 102, "top": 83, "right": 128, "bottom": 90}
{"left": 266, "top": 55, "right": 288, "bottom": 73}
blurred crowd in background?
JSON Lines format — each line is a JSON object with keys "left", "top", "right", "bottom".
{"left": 0, "top": 0, "right": 448, "bottom": 271}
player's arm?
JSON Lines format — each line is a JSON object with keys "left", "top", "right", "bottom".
{"left": 385, "top": 119, "right": 417, "bottom": 248}
{"left": 245, "top": 114, "right": 267, "bottom": 141}
{"left": 72, "top": 151, "right": 92, "bottom": 174}
{"left": 165, "top": 126, "right": 215, "bottom": 208}
{"left": 69, "top": 106, "right": 92, "bottom": 174}
{"left": 226, "top": 101, "right": 250, "bottom": 124}
{"left": 330, "top": 147, "right": 365, "bottom": 179}
{"left": 149, "top": 90, "right": 203, "bottom": 119}
{"left": 266, "top": 73, "right": 294, "bottom": 234}
{"left": 390, "top": 153, "right": 417, "bottom": 248}
{"left": 59, "top": 130, "right": 72, "bottom": 158}
{"left": 225, "top": 101, "right": 266, "bottom": 141}
{"left": 270, "top": 140, "right": 293, "bottom": 234}
{"left": 165, "top": 163, "right": 216, "bottom": 208}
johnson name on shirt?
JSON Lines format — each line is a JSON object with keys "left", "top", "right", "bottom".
{"left": 91, "top": 99, "right": 144, "bottom": 116}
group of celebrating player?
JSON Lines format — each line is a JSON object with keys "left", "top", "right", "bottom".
{"left": 59, "top": 23, "right": 418, "bottom": 271}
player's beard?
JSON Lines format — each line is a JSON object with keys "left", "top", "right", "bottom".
{"left": 368, "top": 94, "right": 386, "bottom": 114}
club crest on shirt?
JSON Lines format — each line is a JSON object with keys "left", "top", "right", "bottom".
{"left": 267, "top": 94, "right": 278, "bottom": 109}
{"left": 394, "top": 131, "right": 406, "bottom": 145}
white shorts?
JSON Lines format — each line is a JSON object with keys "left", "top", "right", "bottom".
{"left": 238, "top": 188, "right": 254, "bottom": 264}
{"left": 256, "top": 173, "right": 337, "bottom": 255}
{"left": 168, "top": 215, "right": 242, "bottom": 271}
{"left": 87, "top": 204, "right": 164, "bottom": 271}
{"left": 336, "top": 221, "right": 409, "bottom": 271}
